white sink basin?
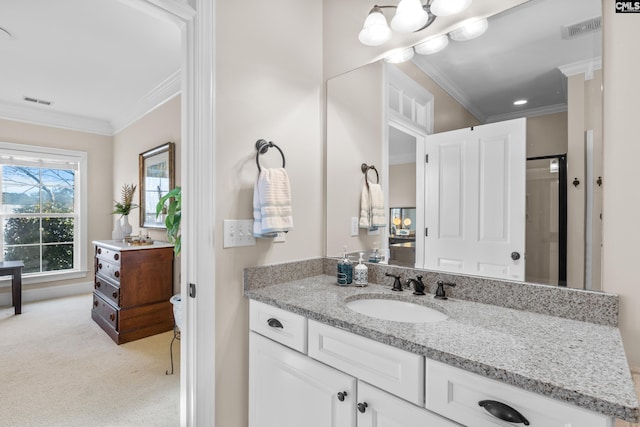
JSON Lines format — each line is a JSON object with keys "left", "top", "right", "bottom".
{"left": 345, "top": 298, "right": 447, "bottom": 323}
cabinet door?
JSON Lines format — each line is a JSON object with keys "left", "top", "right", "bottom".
{"left": 249, "top": 332, "right": 356, "bottom": 427}
{"left": 357, "top": 382, "right": 461, "bottom": 427}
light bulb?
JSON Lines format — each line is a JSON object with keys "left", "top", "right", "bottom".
{"left": 391, "top": 0, "right": 429, "bottom": 33}
{"left": 384, "top": 47, "right": 415, "bottom": 64}
{"left": 359, "top": 7, "right": 392, "bottom": 46}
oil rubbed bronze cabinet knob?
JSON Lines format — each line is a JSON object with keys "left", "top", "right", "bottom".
{"left": 97, "top": 248, "right": 102, "bottom": 254}
{"left": 98, "top": 263, "right": 102, "bottom": 270}
{"left": 95, "top": 282, "right": 101, "bottom": 289}
{"left": 112, "top": 291, "right": 118, "bottom": 298}
{"left": 109, "top": 313, "right": 115, "bottom": 321}
{"left": 114, "top": 271, "right": 120, "bottom": 278}
{"left": 114, "top": 253, "right": 119, "bottom": 261}
{"left": 94, "top": 300, "right": 99, "bottom": 307}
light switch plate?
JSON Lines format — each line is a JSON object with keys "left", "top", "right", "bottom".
{"left": 223, "top": 219, "right": 256, "bottom": 248}
{"left": 351, "top": 217, "right": 359, "bottom": 236}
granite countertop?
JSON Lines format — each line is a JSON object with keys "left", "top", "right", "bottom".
{"left": 245, "top": 274, "right": 640, "bottom": 423}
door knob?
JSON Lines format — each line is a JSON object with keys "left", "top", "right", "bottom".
{"left": 511, "top": 252, "right": 521, "bottom": 261}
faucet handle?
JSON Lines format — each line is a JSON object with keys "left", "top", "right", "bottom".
{"left": 435, "top": 281, "right": 456, "bottom": 300}
{"left": 385, "top": 272, "right": 403, "bottom": 292}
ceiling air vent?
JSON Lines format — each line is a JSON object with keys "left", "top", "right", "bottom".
{"left": 23, "top": 96, "right": 52, "bottom": 106}
{"left": 561, "top": 16, "right": 601, "bottom": 40}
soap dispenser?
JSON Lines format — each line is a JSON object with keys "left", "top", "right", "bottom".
{"left": 354, "top": 252, "right": 368, "bottom": 287}
{"left": 368, "top": 242, "right": 381, "bottom": 263}
{"left": 337, "top": 246, "right": 353, "bottom": 285}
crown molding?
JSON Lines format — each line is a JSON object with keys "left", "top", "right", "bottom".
{"left": 0, "top": 69, "right": 180, "bottom": 136}
{"left": 486, "top": 103, "right": 567, "bottom": 123}
{"left": 559, "top": 57, "right": 602, "bottom": 80}
{"left": 110, "top": 69, "right": 181, "bottom": 134}
{"left": 0, "top": 101, "right": 113, "bottom": 135}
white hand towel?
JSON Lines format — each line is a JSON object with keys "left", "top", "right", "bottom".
{"left": 253, "top": 168, "right": 293, "bottom": 237}
{"left": 359, "top": 182, "right": 385, "bottom": 229}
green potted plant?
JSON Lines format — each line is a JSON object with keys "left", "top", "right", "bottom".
{"left": 112, "top": 183, "right": 138, "bottom": 236}
{"left": 156, "top": 186, "right": 181, "bottom": 255}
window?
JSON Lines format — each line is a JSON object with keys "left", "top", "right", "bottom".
{"left": 0, "top": 142, "right": 87, "bottom": 280}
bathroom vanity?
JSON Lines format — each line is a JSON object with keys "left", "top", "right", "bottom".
{"left": 245, "top": 259, "right": 639, "bottom": 427}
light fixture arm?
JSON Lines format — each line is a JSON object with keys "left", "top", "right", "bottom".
{"left": 369, "top": 0, "right": 437, "bottom": 33}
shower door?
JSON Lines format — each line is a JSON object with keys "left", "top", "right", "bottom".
{"left": 525, "top": 155, "right": 567, "bottom": 286}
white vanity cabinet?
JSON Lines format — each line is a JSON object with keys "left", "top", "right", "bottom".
{"left": 249, "top": 300, "right": 614, "bottom": 427}
{"left": 249, "top": 332, "right": 357, "bottom": 427}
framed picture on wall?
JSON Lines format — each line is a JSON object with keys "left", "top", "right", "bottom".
{"left": 139, "top": 142, "right": 175, "bottom": 228}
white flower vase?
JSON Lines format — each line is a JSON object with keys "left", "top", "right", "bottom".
{"left": 112, "top": 217, "right": 124, "bottom": 240}
{"left": 122, "top": 214, "right": 132, "bottom": 237}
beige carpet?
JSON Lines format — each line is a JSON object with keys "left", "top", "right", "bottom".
{"left": 0, "top": 293, "right": 180, "bottom": 427}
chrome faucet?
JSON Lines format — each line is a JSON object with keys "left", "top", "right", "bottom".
{"left": 405, "top": 275, "right": 426, "bottom": 295}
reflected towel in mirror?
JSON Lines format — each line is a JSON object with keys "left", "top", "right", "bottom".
{"left": 359, "top": 182, "right": 385, "bottom": 229}
{"left": 253, "top": 167, "right": 294, "bottom": 237}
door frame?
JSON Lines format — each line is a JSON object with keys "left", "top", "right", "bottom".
{"left": 124, "top": 1, "right": 216, "bottom": 425}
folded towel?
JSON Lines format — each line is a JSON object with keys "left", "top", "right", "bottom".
{"left": 253, "top": 168, "right": 293, "bottom": 237}
{"left": 359, "top": 182, "right": 385, "bottom": 229}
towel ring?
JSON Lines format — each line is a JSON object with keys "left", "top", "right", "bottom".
{"left": 361, "top": 163, "right": 379, "bottom": 185}
{"left": 256, "top": 139, "right": 286, "bottom": 172}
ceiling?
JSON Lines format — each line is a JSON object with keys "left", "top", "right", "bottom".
{"left": 0, "top": 0, "right": 181, "bottom": 136}
{"left": 0, "top": 0, "right": 600, "bottom": 138}
{"left": 411, "top": 0, "right": 602, "bottom": 123}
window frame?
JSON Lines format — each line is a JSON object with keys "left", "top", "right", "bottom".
{"left": 0, "top": 141, "right": 88, "bottom": 283}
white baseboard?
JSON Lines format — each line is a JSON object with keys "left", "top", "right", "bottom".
{"left": 0, "top": 281, "right": 93, "bottom": 307}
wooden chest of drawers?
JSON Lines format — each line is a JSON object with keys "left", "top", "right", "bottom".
{"left": 91, "top": 240, "right": 175, "bottom": 344}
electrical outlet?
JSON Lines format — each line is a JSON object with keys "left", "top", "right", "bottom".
{"left": 223, "top": 219, "right": 256, "bottom": 248}
{"left": 351, "top": 217, "right": 359, "bottom": 236}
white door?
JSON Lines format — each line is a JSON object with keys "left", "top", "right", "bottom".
{"left": 423, "top": 118, "right": 526, "bottom": 281}
{"left": 249, "top": 332, "right": 357, "bottom": 427}
{"left": 357, "top": 381, "right": 460, "bottom": 427}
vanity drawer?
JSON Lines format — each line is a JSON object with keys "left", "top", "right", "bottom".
{"left": 95, "top": 246, "right": 121, "bottom": 265}
{"left": 308, "top": 320, "right": 424, "bottom": 406}
{"left": 94, "top": 276, "right": 120, "bottom": 306}
{"left": 95, "top": 259, "right": 120, "bottom": 283}
{"left": 250, "top": 300, "right": 307, "bottom": 353}
{"left": 425, "top": 359, "right": 612, "bottom": 427}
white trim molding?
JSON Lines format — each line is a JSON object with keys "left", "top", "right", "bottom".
{"left": 559, "top": 57, "right": 603, "bottom": 81}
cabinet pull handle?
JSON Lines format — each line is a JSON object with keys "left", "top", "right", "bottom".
{"left": 95, "top": 282, "right": 101, "bottom": 288}
{"left": 114, "top": 253, "right": 119, "bottom": 261}
{"left": 97, "top": 248, "right": 102, "bottom": 254}
{"left": 94, "top": 300, "right": 99, "bottom": 307}
{"left": 478, "top": 400, "right": 529, "bottom": 425}
{"left": 109, "top": 313, "right": 115, "bottom": 321}
{"left": 357, "top": 402, "right": 368, "bottom": 413}
{"left": 337, "top": 391, "right": 347, "bottom": 402}
{"left": 98, "top": 263, "right": 102, "bottom": 270}
{"left": 114, "top": 271, "right": 120, "bottom": 278}
{"left": 267, "top": 318, "right": 283, "bottom": 329}
{"left": 112, "top": 291, "right": 118, "bottom": 298}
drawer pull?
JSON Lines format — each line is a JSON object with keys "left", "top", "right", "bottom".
{"left": 114, "top": 271, "right": 120, "bottom": 278}
{"left": 114, "top": 253, "right": 119, "bottom": 261}
{"left": 357, "top": 402, "right": 368, "bottom": 413}
{"left": 478, "top": 400, "right": 529, "bottom": 425}
{"left": 337, "top": 391, "right": 347, "bottom": 402}
{"left": 112, "top": 291, "right": 118, "bottom": 298}
{"left": 95, "top": 282, "right": 101, "bottom": 288}
{"left": 97, "top": 248, "right": 102, "bottom": 254}
{"left": 109, "top": 313, "right": 115, "bottom": 321}
{"left": 98, "top": 263, "right": 102, "bottom": 269}
{"left": 94, "top": 300, "right": 99, "bottom": 307}
{"left": 267, "top": 318, "right": 283, "bottom": 329}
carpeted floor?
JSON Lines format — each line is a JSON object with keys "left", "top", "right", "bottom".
{"left": 0, "top": 293, "right": 180, "bottom": 427}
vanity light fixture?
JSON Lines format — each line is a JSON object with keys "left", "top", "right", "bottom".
{"left": 384, "top": 47, "right": 415, "bottom": 63}
{"left": 414, "top": 34, "right": 449, "bottom": 55}
{"left": 448, "top": 17, "right": 489, "bottom": 41}
{"left": 359, "top": 0, "right": 472, "bottom": 47}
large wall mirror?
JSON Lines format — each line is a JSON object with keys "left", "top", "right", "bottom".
{"left": 139, "top": 142, "right": 175, "bottom": 229}
{"left": 326, "top": 0, "right": 603, "bottom": 291}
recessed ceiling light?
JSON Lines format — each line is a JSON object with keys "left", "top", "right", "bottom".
{"left": 0, "top": 27, "right": 11, "bottom": 41}
{"left": 513, "top": 99, "right": 528, "bottom": 106}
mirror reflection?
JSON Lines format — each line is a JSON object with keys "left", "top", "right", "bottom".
{"left": 326, "top": 0, "right": 602, "bottom": 291}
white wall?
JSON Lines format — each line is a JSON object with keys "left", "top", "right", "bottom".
{"left": 602, "top": 5, "right": 640, "bottom": 367}
{"left": 214, "top": 0, "right": 323, "bottom": 424}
